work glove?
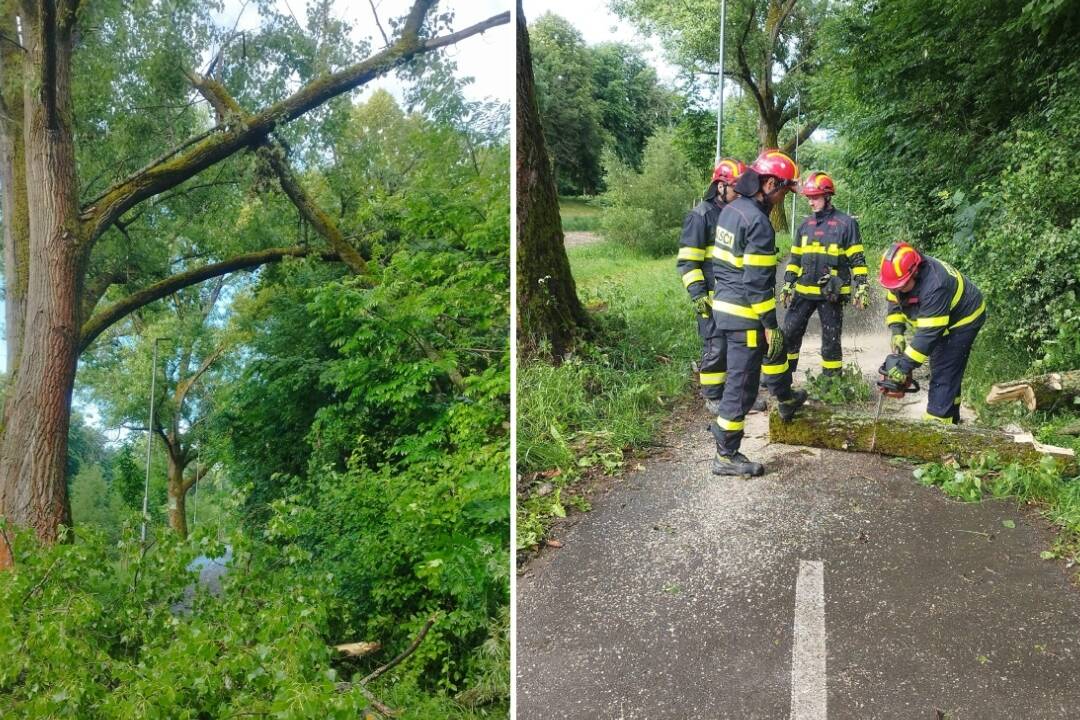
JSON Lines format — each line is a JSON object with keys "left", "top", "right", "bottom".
{"left": 765, "top": 326, "right": 785, "bottom": 363}
{"left": 885, "top": 363, "right": 909, "bottom": 386}
{"left": 779, "top": 282, "right": 795, "bottom": 308}
{"left": 693, "top": 294, "right": 712, "bottom": 318}
{"left": 852, "top": 283, "right": 870, "bottom": 310}
{"left": 890, "top": 333, "right": 907, "bottom": 354}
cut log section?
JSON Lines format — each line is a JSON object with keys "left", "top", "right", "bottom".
{"left": 769, "top": 406, "right": 1076, "bottom": 471}
{"left": 985, "top": 370, "right": 1080, "bottom": 412}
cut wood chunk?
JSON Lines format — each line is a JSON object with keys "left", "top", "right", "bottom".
{"left": 334, "top": 641, "right": 381, "bottom": 657}
{"left": 985, "top": 370, "right": 1080, "bottom": 412}
{"left": 769, "top": 406, "right": 1076, "bottom": 472}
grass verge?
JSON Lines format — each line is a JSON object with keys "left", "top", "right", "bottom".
{"left": 516, "top": 239, "right": 698, "bottom": 550}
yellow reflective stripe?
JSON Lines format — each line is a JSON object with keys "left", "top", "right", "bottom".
{"left": 743, "top": 253, "right": 778, "bottom": 267}
{"left": 716, "top": 417, "right": 745, "bottom": 431}
{"left": 682, "top": 269, "right": 705, "bottom": 287}
{"left": 886, "top": 313, "right": 907, "bottom": 326}
{"left": 796, "top": 283, "right": 821, "bottom": 295}
{"left": 705, "top": 245, "right": 717, "bottom": 259}
{"left": 905, "top": 345, "right": 928, "bottom": 364}
{"left": 829, "top": 244, "right": 840, "bottom": 256}
{"left": 787, "top": 352, "right": 800, "bottom": 360}
{"left": 751, "top": 297, "right": 777, "bottom": 315}
{"left": 700, "top": 371, "right": 727, "bottom": 385}
{"left": 915, "top": 315, "right": 950, "bottom": 328}
{"left": 840, "top": 286, "right": 852, "bottom": 295}
{"left": 950, "top": 300, "right": 985, "bottom": 329}
{"left": 746, "top": 329, "right": 758, "bottom": 348}
{"left": 852, "top": 266, "right": 868, "bottom": 276}
{"left": 762, "top": 359, "right": 789, "bottom": 375}
{"left": 785, "top": 263, "right": 801, "bottom": 275}
{"left": 846, "top": 244, "right": 864, "bottom": 256}
{"left": 821, "top": 359, "right": 843, "bottom": 369}
{"left": 678, "top": 246, "right": 706, "bottom": 261}
{"left": 713, "top": 299, "right": 758, "bottom": 320}
{"left": 790, "top": 245, "right": 804, "bottom": 255}
{"left": 950, "top": 271, "right": 964, "bottom": 310}
{"left": 923, "top": 412, "right": 954, "bottom": 425}
{"left": 714, "top": 248, "right": 743, "bottom": 268}
{"left": 886, "top": 291, "right": 898, "bottom": 302}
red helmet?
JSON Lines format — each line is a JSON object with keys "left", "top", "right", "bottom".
{"left": 801, "top": 171, "right": 835, "bottom": 197}
{"left": 750, "top": 149, "right": 798, "bottom": 185}
{"left": 879, "top": 242, "right": 922, "bottom": 290}
{"left": 712, "top": 158, "right": 746, "bottom": 185}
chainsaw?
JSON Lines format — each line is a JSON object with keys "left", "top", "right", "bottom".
{"left": 869, "top": 354, "right": 920, "bottom": 451}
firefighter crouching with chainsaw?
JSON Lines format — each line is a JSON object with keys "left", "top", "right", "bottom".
{"left": 677, "top": 158, "right": 747, "bottom": 415}
{"left": 779, "top": 172, "right": 869, "bottom": 376}
{"left": 877, "top": 242, "right": 986, "bottom": 423}
{"left": 709, "top": 150, "right": 808, "bottom": 477}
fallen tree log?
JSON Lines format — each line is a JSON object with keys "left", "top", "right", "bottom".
{"left": 985, "top": 370, "right": 1080, "bottom": 412}
{"left": 769, "top": 406, "right": 1076, "bottom": 471}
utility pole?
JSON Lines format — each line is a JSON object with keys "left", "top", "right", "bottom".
{"left": 714, "top": 0, "right": 727, "bottom": 164}
{"left": 141, "top": 336, "right": 171, "bottom": 543}
{"left": 192, "top": 453, "right": 200, "bottom": 529}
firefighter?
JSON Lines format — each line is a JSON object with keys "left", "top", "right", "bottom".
{"left": 779, "top": 172, "right": 869, "bottom": 377}
{"left": 709, "top": 149, "right": 808, "bottom": 477}
{"left": 677, "top": 158, "right": 746, "bottom": 415}
{"left": 878, "top": 242, "right": 986, "bottom": 423}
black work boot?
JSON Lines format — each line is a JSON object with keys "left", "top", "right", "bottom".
{"left": 704, "top": 398, "right": 724, "bottom": 415}
{"left": 711, "top": 452, "right": 765, "bottom": 477}
{"left": 777, "top": 389, "right": 808, "bottom": 422}
{"left": 750, "top": 397, "right": 768, "bottom": 413}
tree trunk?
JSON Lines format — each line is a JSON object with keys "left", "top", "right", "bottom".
{"left": 166, "top": 454, "right": 190, "bottom": 539}
{"left": 515, "top": 0, "right": 588, "bottom": 360}
{"left": 985, "top": 370, "right": 1080, "bottom": 413}
{"left": 0, "top": 17, "right": 82, "bottom": 565}
{"left": 758, "top": 122, "right": 789, "bottom": 233}
{"left": 769, "top": 407, "right": 1076, "bottom": 472}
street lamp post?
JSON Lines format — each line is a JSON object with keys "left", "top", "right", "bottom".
{"left": 141, "top": 336, "right": 171, "bottom": 543}
{"left": 714, "top": 0, "right": 727, "bottom": 164}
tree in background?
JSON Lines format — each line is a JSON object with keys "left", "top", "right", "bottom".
{"left": 612, "top": 0, "right": 828, "bottom": 229}
{"left": 0, "top": 0, "right": 508, "bottom": 563}
{"left": 517, "top": 0, "right": 589, "bottom": 358}
{"left": 529, "top": 12, "right": 674, "bottom": 195}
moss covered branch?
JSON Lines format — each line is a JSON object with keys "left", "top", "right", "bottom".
{"left": 769, "top": 406, "right": 1076, "bottom": 472}
{"left": 79, "top": 246, "right": 338, "bottom": 352}
{"left": 79, "top": 2, "right": 509, "bottom": 245}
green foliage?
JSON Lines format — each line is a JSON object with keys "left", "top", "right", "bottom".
{"left": 517, "top": 241, "right": 699, "bottom": 547}
{"left": 559, "top": 197, "right": 603, "bottom": 233}
{"left": 600, "top": 129, "right": 699, "bottom": 256}
{"left": 803, "top": 364, "right": 872, "bottom": 405}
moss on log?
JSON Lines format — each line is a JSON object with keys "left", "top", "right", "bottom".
{"left": 769, "top": 406, "right": 1076, "bottom": 471}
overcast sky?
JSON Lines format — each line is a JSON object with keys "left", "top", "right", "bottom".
{"left": 521, "top": 0, "right": 680, "bottom": 84}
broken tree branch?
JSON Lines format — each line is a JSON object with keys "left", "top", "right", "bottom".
{"left": 769, "top": 406, "right": 1077, "bottom": 472}
{"left": 985, "top": 370, "right": 1080, "bottom": 413}
{"left": 80, "top": 2, "right": 509, "bottom": 246}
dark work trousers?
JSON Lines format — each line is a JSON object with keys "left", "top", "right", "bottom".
{"left": 926, "top": 323, "right": 982, "bottom": 423}
{"left": 783, "top": 296, "right": 844, "bottom": 376}
{"left": 697, "top": 312, "right": 727, "bottom": 401}
{"left": 710, "top": 327, "right": 794, "bottom": 455}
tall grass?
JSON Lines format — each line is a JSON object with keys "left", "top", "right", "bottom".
{"left": 517, "top": 240, "right": 698, "bottom": 548}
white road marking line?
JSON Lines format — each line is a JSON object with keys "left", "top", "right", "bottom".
{"left": 792, "top": 559, "right": 827, "bottom": 720}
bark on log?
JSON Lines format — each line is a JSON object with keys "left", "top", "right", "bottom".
{"left": 768, "top": 406, "right": 1076, "bottom": 471}
{"left": 985, "top": 370, "right": 1080, "bottom": 413}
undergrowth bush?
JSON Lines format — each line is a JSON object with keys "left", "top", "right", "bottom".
{"left": 600, "top": 128, "right": 700, "bottom": 256}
